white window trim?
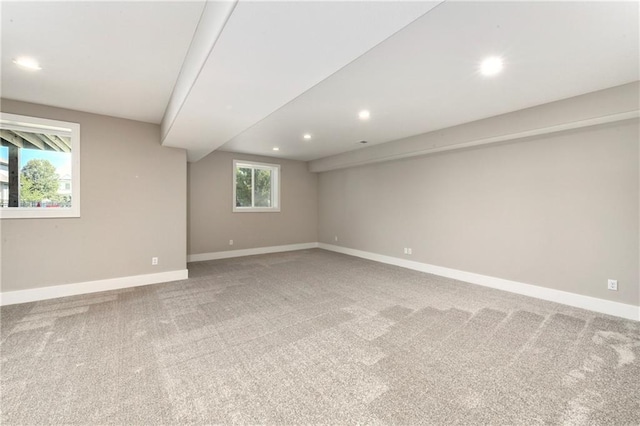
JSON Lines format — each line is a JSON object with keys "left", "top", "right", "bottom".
{"left": 0, "top": 112, "right": 81, "bottom": 219}
{"left": 232, "top": 159, "right": 280, "bottom": 213}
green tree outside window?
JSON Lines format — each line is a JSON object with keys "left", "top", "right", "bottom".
{"left": 20, "top": 159, "right": 60, "bottom": 204}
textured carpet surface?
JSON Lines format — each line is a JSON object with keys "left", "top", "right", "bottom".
{"left": 1, "top": 249, "right": 639, "bottom": 425}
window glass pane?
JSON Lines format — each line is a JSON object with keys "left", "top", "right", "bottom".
{"left": 235, "top": 167, "right": 252, "bottom": 207}
{"left": 254, "top": 168, "right": 272, "bottom": 207}
{"left": 233, "top": 160, "right": 279, "bottom": 212}
{"left": 1, "top": 131, "right": 72, "bottom": 209}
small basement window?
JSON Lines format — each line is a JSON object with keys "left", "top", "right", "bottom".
{"left": 233, "top": 160, "right": 280, "bottom": 212}
{"left": 0, "top": 112, "right": 80, "bottom": 219}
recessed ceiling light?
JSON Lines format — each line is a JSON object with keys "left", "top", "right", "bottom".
{"left": 13, "top": 56, "right": 42, "bottom": 71}
{"left": 303, "top": 134, "right": 311, "bottom": 140}
{"left": 358, "top": 110, "right": 370, "bottom": 120}
{"left": 479, "top": 56, "right": 503, "bottom": 76}
{"left": 272, "top": 147, "right": 280, "bottom": 151}
{"left": 359, "top": 140, "right": 368, "bottom": 144}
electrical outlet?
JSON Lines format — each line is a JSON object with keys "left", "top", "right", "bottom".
{"left": 408, "top": 248, "right": 412, "bottom": 255}
{"left": 607, "top": 279, "right": 618, "bottom": 291}
{"left": 229, "top": 239, "right": 233, "bottom": 246}
{"left": 334, "top": 235, "right": 338, "bottom": 242}
{"left": 404, "top": 248, "right": 408, "bottom": 254}
{"left": 152, "top": 257, "right": 158, "bottom": 266}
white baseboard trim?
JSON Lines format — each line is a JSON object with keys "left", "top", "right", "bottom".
{"left": 319, "top": 243, "right": 640, "bottom": 322}
{"left": 0, "top": 269, "right": 189, "bottom": 306}
{"left": 187, "top": 242, "right": 320, "bottom": 262}
{"left": 6, "top": 243, "right": 636, "bottom": 321}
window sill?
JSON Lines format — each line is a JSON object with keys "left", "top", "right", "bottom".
{"left": 233, "top": 207, "right": 281, "bottom": 213}
{"left": 0, "top": 207, "right": 80, "bottom": 219}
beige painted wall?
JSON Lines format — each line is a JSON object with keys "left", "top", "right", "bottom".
{"left": 188, "top": 151, "right": 317, "bottom": 255}
{"left": 0, "top": 99, "right": 187, "bottom": 292}
{"left": 318, "top": 119, "right": 639, "bottom": 306}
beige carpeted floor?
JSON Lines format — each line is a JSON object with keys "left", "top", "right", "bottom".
{"left": 1, "top": 249, "right": 639, "bottom": 424}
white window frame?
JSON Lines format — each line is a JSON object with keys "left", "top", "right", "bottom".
{"left": 233, "top": 159, "right": 280, "bottom": 213}
{"left": 0, "top": 112, "right": 81, "bottom": 219}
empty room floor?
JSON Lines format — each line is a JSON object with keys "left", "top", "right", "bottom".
{"left": 1, "top": 249, "right": 639, "bottom": 424}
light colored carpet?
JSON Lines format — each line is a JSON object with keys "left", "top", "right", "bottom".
{"left": 1, "top": 249, "right": 639, "bottom": 425}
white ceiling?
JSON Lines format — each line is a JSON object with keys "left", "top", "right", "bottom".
{"left": 161, "top": 1, "right": 440, "bottom": 161}
{"left": 1, "top": 1, "right": 638, "bottom": 163}
{"left": 1, "top": 1, "right": 205, "bottom": 124}
{"left": 220, "top": 1, "right": 640, "bottom": 161}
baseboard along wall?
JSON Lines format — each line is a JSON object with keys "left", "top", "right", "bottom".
{"left": 2, "top": 243, "right": 638, "bottom": 321}
{"left": 318, "top": 243, "right": 640, "bottom": 322}
{"left": 187, "top": 242, "right": 320, "bottom": 262}
{"left": 0, "top": 269, "right": 189, "bottom": 306}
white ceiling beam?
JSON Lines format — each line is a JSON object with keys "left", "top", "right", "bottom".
{"left": 35, "top": 134, "right": 64, "bottom": 152}
{"left": 40, "top": 134, "right": 70, "bottom": 153}
{"left": 0, "top": 130, "right": 25, "bottom": 148}
{"left": 49, "top": 134, "right": 71, "bottom": 152}
{"left": 0, "top": 129, "right": 24, "bottom": 148}
{"left": 12, "top": 130, "right": 50, "bottom": 151}
{"left": 161, "top": 0, "right": 238, "bottom": 143}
